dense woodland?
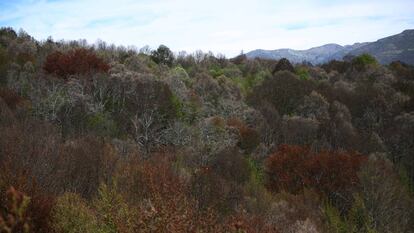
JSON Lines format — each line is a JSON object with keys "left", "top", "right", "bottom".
{"left": 0, "top": 27, "right": 414, "bottom": 233}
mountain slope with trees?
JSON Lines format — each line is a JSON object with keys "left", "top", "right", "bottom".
{"left": 1, "top": 27, "right": 414, "bottom": 233}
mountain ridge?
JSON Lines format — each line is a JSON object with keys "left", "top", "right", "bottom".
{"left": 245, "top": 30, "right": 414, "bottom": 65}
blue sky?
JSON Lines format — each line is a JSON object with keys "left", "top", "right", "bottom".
{"left": 1, "top": 0, "right": 413, "bottom": 56}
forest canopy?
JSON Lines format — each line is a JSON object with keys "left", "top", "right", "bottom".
{"left": 0, "top": 27, "right": 414, "bottom": 233}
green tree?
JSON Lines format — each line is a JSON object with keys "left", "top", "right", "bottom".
{"left": 150, "top": 45, "right": 174, "bottom": 66}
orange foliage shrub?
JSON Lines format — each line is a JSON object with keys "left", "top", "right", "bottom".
{"left": 43, "top": 48, "right": 109, "bottom": 77}
{"left": 115, "top": 154, "right": 223, "bottom": 232}
{"left": 227, "top": 117, "right": 260, "bottom": 152}
{"left": 265, "top": 145, "right": 366, "bottom": 209}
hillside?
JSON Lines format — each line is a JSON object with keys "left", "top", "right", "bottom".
{"left": 1, "top": 27, "right": 414, "bottom": 233}
{"left": 246, "top": 30, "right": 414, "bottom": 65}
{"left": 348, "top": 29, "right": 414, "bottom": 64}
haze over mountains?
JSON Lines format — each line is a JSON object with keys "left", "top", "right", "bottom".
{"left": 246, "top": 29, "right": 414, "bottom": 65}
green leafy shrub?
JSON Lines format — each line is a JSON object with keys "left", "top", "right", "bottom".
{"left": 347, "top": 195, "right": 376, "bottom": 233}
{"left": 87, "top": 112, "right": 119, "bottom": 137}
{"left": 295, "top": 66, "right": 310, "bottom": 80}
{"left": 171, "top": 66, "right": 191, "bottom": 87}
{"left": 324, "top": 202, "right": 348, "bottom": 233}
{"left": 170, "top": 94, "right": 185, "bottom": 120}
{"left": 51, "top": 193, "right": 101, "bottom": 233}
{"left": 93, "top": 183, "right": 135, "bottom": 233}
{"left": 352, "top": 54, "right": 378, "bottom": 71}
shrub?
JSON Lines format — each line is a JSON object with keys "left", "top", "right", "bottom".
{"left": 389, "top": 60, "right": 414, "bottom": 80}
{"left": 357, "top": 156, "right": 414, "bottom": 233}
{"left": 238, "top": 125, "right": 260, "bottom": 152}
{"left": 321, "top": 60, "right": 351, "bottom": 73}
{"left": 43, "top": 48, "right": 110, "bottom": 78}
{"left": 124, "top": 54, "right": 152, "bottom": 73}
{"left": 0, "top": 45, "right": 8, "bottom": 83}
{"left": 227, "top": 117, "right": 260, "bottom": 152}
{"left": 115, "top": 154, "right": 222, "bottom": 232}
{"left": 248, "top": 71, "right": 314, "bottom": 116}
{"left": 0, "top": 187, "right": 32, "bottom": 233}
{"left": 92, "top": 183, "right": 135, "bottom": 233}
{"left": 295, "top": 66, "right": 310, "bottom": 80}
{"left": 280, "top": 116, "right": 320, "bottom": 146}
{"left": 272, "top": 58, "right": 294, "bottom": 74}
{"left": 123, "top": 78, "right": 178, "bottom": 119}
{"left": 268, "top": 191, "right": 326, "bottom": 233}
{"left": 324, "top": 195, "right": 377, "bottom": 233}
{"left": 324, "top": 202, "right": 348, "bottom": 233}
{"left": 265, "top": 145, "right": 366, "bottom": 212}
{"left": 0, "top": 27, "right": 17, "bottom": 47}
{"left": 0, "top": 87, "right": 26, "bottom": 109}
{"left": 211, "top": 148, "right": 251, "bottom": 185}
{"left": 86, "top": 112, "right": 119, "bottom": 137}
{"left": 54, "top": 136, "right": 119, "bottom": 198}
{"left": 296, "top": 91, "right": 330, "bottom": 121}
{"left": 351, "top": 54, "right": 378, "bottom": 71}
{"left": 150, "top": 45, "right": 174, "bottom": 67}
{"left": 51, "top": 193, "right": 100, "bottom": 233}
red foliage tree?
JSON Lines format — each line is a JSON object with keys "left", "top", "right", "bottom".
{"left": 43, "top": 48, "right": 109, "bottom": 78}
{"left": 265, "top": 144, "right": 366, "bottom": 211}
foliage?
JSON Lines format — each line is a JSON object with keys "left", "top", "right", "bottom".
{"left": 0, "top": 87, "right": 26, "bottom": 109}
{"left": 296, "top": 66, "right": 311, "bottom": 80}
{"left": 248, "top": 71, "right": 314, "bottom": 116}
{"left": 86, "top": 112, "right": 119, "bottom": 137}
{"left": 150, "top": 45, "right": 174, "bottom": 67}
{"left": 93, "top": 183, "right": 135, "bottom": 233}
{"left": 0, "top": 45, "right": 8, "bottom": 84}
{"left": 227, "top": 117, "right": 260, "bottom": 152}
{"left": 265, "top": 145, "right": 366, "bottom": 212}
{"left": 324, "top": 202, "right": 348, "bottom": 233}
{"left": 43, "top": 48, "right": 110, "bottom": 77}
{"left": 321, "top": 60, "right": 351, "bottom": 73}
{"left": 51, "top": 193, "right": 101, "bottom": 233}
{"left": 0, "top": 187, "right": 31, "bottom": 233}
{"left": 272, "top": 58, "right": 294, "bottom": 74}
{"left": 351, "top": 54, "right": 378, "bottom": 71}
{"left": 357, "top": 155, "right": 414, "bottom": 233}
{"left": 0, "top": 28, "right": 414, "bottom": 232}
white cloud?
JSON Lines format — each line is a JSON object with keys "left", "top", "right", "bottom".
{"left": 1, "top": 0, "right": 413, "bottom": 56}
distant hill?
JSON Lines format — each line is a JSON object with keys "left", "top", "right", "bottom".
{"left": 348, "top": 29, "right": 414, "bottom": 65}
{"left": 245, "top": 30, "right": 414, "bottom": 65}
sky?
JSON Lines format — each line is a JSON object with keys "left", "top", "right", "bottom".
{"left": 1, "top": 0, "right": 414, "bottom": 57}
